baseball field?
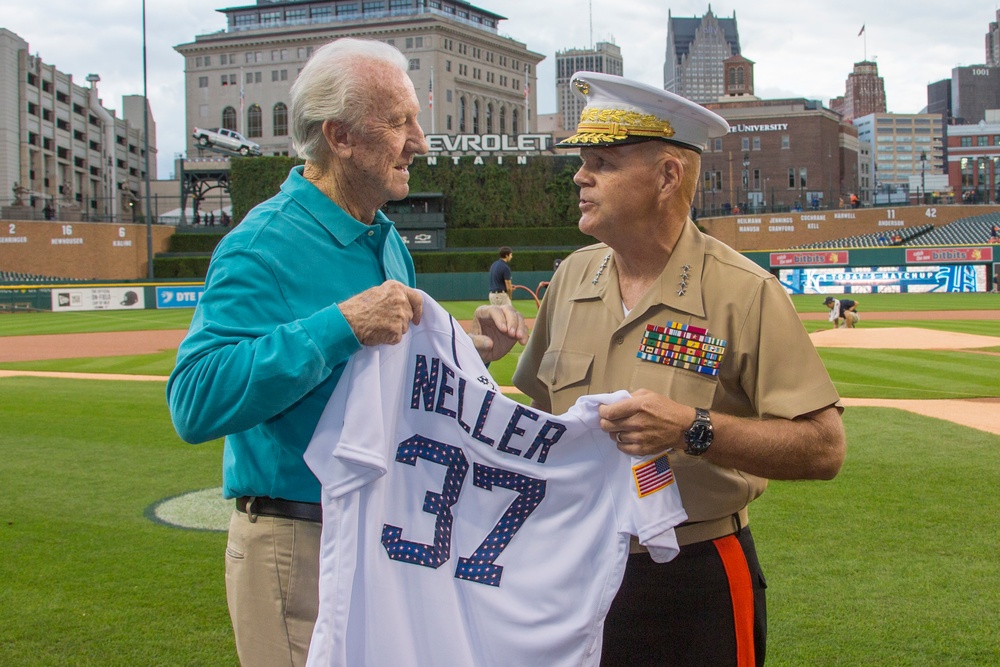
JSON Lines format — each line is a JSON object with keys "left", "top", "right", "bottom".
{"left": 1, "top": 292, "right": 998, "bottom": 665}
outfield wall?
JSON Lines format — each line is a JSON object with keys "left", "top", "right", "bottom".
{"left": 0, "top": 219, "right": 174, "bottom": 280}
{"left": 699, "top": 204, "right": 1000, "bottom": 251}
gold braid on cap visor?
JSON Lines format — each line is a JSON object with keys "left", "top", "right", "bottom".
{"left": 561, "top": 107, "right": 676, "bottom": 145}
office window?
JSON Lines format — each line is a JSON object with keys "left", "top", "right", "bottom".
{"left": 459, "top": 97, "right": 466, "bottom": 132}
{"left": 781, "top": 135, "right": 790, "bottom": 149}
{"left": 473, "top": 101, "right": 480, "bottom": 133}
{"left": 273, "top": 102, "right": 288, "bottom": 136}
{"left": 799, "top": 167, "right": 807, "bottom": 188}
{"left": 246, "top": 104, "right": 262, "bottom": 137}
{"left": 222, "top": 107, "right": 237, "bottom": 131}
{"left": 198, "top": 76, "right": 209, "bottom": 88}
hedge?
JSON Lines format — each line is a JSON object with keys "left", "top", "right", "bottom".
{"left": 411, "top": 249, "right": 573, "bottom": 273}
{"left": 153, "top": 256, "right": 213, "bottom": 279}
{"left": 229, "top": 155, "right": 582, "bottom": 229}
{"left": 446, "top": 226, "right": 589, "bottom": 248}
{"left": 167, "top": 233, "right": 228, "bottom": 253}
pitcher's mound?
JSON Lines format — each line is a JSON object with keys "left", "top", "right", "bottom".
{"left": 810, "top": 327, "right": 1000, "bottom": 350}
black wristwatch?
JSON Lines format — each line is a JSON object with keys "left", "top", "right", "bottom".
{"left": 684, "top": 408, "right": 714, "bottom": 456}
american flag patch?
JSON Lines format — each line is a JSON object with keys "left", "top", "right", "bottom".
{"left": 632, "top": 454, "right": 675, "bottom": 498}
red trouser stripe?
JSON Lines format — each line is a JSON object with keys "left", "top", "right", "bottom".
{"left": 714, "top": 534, "right": 756, "bottom": 667}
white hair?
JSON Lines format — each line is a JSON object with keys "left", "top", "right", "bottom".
{"left": 290, "top": 38, "right": 409, "bottom": 162}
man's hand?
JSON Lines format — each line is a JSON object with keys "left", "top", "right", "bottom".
{"left": 598, "top": 389, "right": 692, "bottom": 457}
{"left": 469, "top": 305, "right": 529, "bottom": 363}
{"left": 339, "top": 281, "right": 423, "bottom": 346}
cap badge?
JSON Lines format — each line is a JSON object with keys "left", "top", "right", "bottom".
{"left": 562, "top": 108, "right": 676, "bottom": 146}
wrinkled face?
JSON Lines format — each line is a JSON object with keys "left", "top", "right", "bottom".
{"left": 347, "top": 64, "right": 428, "bottom": 213}
{"left": 572, "top": 143, "right": 664, "bottom": 243}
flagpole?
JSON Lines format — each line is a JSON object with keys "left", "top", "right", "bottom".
{"left": 430, "top": 66, "right": 435, "bottom": 133}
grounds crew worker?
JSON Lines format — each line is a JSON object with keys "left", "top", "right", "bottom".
{"left": 512, "top": 72, "right": 846, "bottom": 667}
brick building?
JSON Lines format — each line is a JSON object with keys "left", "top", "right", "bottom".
{"left": 946, "top": 116, "right": 1000, "bottom": 203}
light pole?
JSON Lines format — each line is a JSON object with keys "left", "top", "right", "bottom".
{"left": 142, "top": 0, "right": 154, "bottom": 279}
{"left": 919, "top": 150, "right": 926, "bottom": 205}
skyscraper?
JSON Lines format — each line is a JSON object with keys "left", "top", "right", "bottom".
{"left": 987, "top": 9, "right": 1000, "bottom": 67}
{"left": 555, "top": 41, "right": 623, "bottom": 131}
{"left": 663, "top": 8, "right": 740, "bottom": 104}
{"left": 839, "top": 61, "right": 887, "bottom": 123}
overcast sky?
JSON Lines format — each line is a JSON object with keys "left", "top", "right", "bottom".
{"left": 3, "top": 0, "right": 995, "bottom": 178}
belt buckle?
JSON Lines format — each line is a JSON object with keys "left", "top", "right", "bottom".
{"left": 246, "top": 496, "right": 258, "bottom": 523}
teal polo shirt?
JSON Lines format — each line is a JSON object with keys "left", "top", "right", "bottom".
{"left": 167, "top": 166, "right": 416, "bottom": 502}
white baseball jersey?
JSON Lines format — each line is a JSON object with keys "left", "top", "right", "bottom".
{"left": 304, "top": 292, "right": 687, "bottom": 667}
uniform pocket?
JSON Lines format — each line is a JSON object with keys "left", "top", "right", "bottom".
{"left": 537, "top": 349, "right": 594, "bottom": 408}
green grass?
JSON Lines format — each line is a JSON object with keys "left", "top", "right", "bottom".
{"left": 754, "top": 408, "right": 1000, "bottom": 665}
{"left": 0, "top": 378, "right": 236, "bottom": 666}
{"left": 0, "top": 309, "right": 195, "bottom": 335}
{"left": 821, "top": 348, "right": 1000, "bottom": 399}
{"left": 1, "top": 380, "right": 997, "bottom": 665}
{"left": 790, "top": 291, "right": 1000, "bottom": 314}
{"left": 1, "top": 291, "right": 999, "bottom": 664}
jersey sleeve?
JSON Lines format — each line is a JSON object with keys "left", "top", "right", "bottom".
{"left": 305, "top": 330, "right": 410, "bottom": 498}
{"left": 565, "top": 393, "right": 688, "bottom": 563}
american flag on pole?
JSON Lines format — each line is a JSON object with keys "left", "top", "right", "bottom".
{"left": 428, "top": 77, "right": 433, "bottom": 110}
{"left": 632, "top": 454, "right": 675, "bottom": 498}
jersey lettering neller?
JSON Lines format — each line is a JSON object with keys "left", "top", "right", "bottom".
{"left": 304, "top": 292, "right": 686, "bottom": 667}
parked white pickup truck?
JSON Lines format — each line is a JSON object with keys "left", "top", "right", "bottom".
{"left": 192, "top": 127, "right": 262, "bottom": 156}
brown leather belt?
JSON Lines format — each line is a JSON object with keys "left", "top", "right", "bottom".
{"left": 236, "top": 496, "right": 322, "bottom": 523}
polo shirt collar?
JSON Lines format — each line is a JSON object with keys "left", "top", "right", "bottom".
{"left": 281, "top": 165, "right": 395, "bottom": 245}
{"left": 569, "top": 219, "right": 707, "bottom": 320}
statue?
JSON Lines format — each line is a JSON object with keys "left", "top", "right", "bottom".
{"left": 12, "top": 182, "right": 28, "bottom": 207}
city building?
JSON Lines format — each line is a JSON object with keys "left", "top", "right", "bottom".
{"left": 0, "top": 28, "right": 156, "bottom": 222}
{"left": 698, "top": 57, "right": 858, "bottom": 215}
{"left": 555, "top": 41, "right": 623, "bottom": 132}
{"left": 174, "top": 0, "right": 544, "bottom": 158}
{"left": 853, "top": 112, "right": 944, "bottom": 205}
{"left": 987, "top": 9, "right": 1000, "bottom": 67}
{"left": 946, "top": 113, "right": 1000, "bottom": 203}
{"left": 831, "top": 61, "right": 886, "bottom": 123}
{"left": 663, "top": 8, "right": 740, "bottom": 105}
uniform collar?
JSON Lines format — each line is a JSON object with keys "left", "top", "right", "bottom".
{"left": 281, "top": 165, "right": 395, "bottom": 246}
{"left": 569, "top": 219, "right": 707, "bottom": 322}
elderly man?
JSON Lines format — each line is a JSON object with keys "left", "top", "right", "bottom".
{"left": 512, "top": 73, "right": 846, "bottom": 666}
{"left": 167, "top": 39, "right": 526, "bottom": 667}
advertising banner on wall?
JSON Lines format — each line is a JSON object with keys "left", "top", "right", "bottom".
{"left": 156, "top": 285, "right": 205, "bottom": 309}
{"left": 779, "top": 265, "right": 986, "bottom": 294}
{"left": 51, "top": 287, "right": 146, "bottom": 311}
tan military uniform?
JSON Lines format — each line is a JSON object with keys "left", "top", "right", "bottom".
{"left": 513, "top": 220, "right": 841, "bottom": 546}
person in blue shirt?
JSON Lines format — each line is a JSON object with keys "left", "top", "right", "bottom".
{"left": 488, "top": 245, "right": 514, "bottom": 305}
{"left": 167, "top": 38, "right": 527, "bottom": 667}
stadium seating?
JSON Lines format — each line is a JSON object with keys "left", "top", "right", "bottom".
{"left": 903, "top": 213, "right": 1000, "bottom": 246}
{"left": 0, "top": 270, "right": 85, "bottom": 284}
{"left": 793, "top": 223, "right": 934, "bottom": 249}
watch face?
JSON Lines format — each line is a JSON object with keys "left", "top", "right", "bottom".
{"left": 685, "top": 412, "right": 713, "bottom": 455}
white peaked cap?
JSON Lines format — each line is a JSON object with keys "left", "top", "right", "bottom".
{"left": 558, "top": 72, "right": 730, "bottom": 153}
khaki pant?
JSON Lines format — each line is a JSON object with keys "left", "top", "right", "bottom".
{"left": 489, "top": 292, "right": 512, "bottom": 307}
{"left": 225, "top": 509, "right": 322, "bottom": 667}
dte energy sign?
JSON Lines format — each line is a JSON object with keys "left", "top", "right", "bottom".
{"left": 156, "top": 285, "right": 204, "bottom": 309}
